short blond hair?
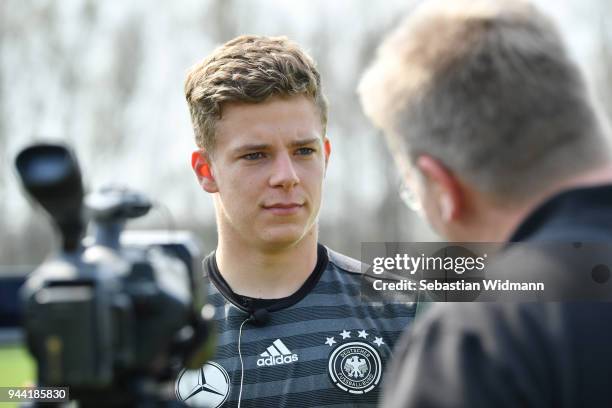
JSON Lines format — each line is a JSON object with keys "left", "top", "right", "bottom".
{"left": 185, "top": 35, "right": 328, "bottom": 151}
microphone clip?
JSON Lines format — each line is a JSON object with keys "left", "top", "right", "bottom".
{"left": 248, "top": 308, "right": 270, "bottom": 326}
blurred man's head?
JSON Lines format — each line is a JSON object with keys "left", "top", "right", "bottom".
{"left": 185, "top": 35, "right": 330, "bottom": 251}
{"left": 359, "top": 0, "right": 611, "bottom": 241}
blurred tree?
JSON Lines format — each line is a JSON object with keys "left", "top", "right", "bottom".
{"left": 0, "top": 0, "right": 607, "bottom": 267}
{"left": 594, "top": 1, "right": 612, "bottom": 124}
{"left": 0, "top": 0, "right": 7, "bottom": 245}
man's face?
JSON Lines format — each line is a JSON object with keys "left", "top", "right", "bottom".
{"left": 206, "top": 94, "right": 328, "bottom": 251}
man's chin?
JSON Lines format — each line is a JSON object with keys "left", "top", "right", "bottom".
{"left": 256, "top": 227, "right": 312, "bottom": 250}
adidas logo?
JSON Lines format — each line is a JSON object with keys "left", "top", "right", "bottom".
{"left": 256, "top": 339, "right": 299, "bottom": 367}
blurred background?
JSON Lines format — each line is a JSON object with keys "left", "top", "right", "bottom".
{"left": 1, "top": 0, "right": 612, "bottom": 264}
{"left": 1, "top": 0, "right": 612, "bottom": 395}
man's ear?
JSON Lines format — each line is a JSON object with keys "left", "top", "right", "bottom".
{"left": 191, "top": 150, "right": 218, "bottom": 193}
{"left": 416, "top": 155, "right": 463, "bottom": 222}
{"left": 324, "top": 138, "right": 331, "bottom": 167}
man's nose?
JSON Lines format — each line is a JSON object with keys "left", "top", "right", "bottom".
{"left": 269, "top": 153, "right": 299, "bottom": 189}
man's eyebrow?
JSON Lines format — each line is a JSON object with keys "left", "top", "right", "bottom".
{"left": 231, "top": 143, "right": 271, "bottom": 155}
{"left": 289, "top": 138, "right": 321, "bottom": 148}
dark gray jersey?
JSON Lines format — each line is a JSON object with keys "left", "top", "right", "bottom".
{"left": 174, "top": 245, "right": 416, "bottom": 407}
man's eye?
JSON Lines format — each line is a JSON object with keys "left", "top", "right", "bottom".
{"left": 296, "top": 147, "right": 315, "bottom": 156}
{"left": 242, "top": 152, "right": 266, "bottom": 160}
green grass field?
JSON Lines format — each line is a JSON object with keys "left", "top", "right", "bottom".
{"left": 0, "top": 345, "right": 34, "bottom": 407}
{"left": 0, "top": 345, "right": 34, "bottom": 386}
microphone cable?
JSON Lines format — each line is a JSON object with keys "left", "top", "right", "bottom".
{"left": 237, "top": 309, "right": 269, "bottom": 408}
{"left": 237, "top": 316, "right": 249, "bottom": 408}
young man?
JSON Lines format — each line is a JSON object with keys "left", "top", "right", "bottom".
{"left": 175, "top": 35, "right": 414, "bottom": 408}
{"left": 359, "top": 0, "right": 612, "bottom": 406}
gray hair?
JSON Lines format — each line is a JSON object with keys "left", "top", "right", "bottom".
{"left": 359, "top": 0, "right": 610, "bottom": 200}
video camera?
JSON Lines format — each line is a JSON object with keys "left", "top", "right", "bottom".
{"left": 14, "top": 143, "right": 214, "bottom": 407}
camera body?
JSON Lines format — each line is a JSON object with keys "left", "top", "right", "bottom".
{"left": 15, "top": 143, "right": 213, "bottom": 407}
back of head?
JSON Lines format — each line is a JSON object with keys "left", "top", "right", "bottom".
{"left": 185, "top": 35, "right": 328, "bottom": 152}
{"left": 359, "top": 0, "right": 611, "bottom": 201}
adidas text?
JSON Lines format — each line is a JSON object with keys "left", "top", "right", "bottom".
{"left": 257, "top": 354, "right": 298, "bottom": 366}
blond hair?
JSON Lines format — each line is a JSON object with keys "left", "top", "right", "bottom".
{"left": 185, "top": 35, "right": 328, "bottom": 151}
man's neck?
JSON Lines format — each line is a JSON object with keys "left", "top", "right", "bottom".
{"left": 470, "top": 164, "right": 612, "bottom": 242}
{"left": 215, "top": 228, "right": 319, "bottom": 299}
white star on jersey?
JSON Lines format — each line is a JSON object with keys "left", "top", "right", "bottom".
{"left": 340, "top": 330, "right": 351, "bottom": 339}
{"left": 374, "top": 337, "right": 385, "bottom": 347}
{"left": 358, "top": 330, "right": 368, "bottom": 338}
{"left": 325, "top": 337, "right": 337, "bottom": 347}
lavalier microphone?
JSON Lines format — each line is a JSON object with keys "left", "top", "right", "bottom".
{"left": 249, "top": 308, "right": 270, "bottom": 326}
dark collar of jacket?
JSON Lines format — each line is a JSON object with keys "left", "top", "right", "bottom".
{"left": 508, "top": 184, "right": 612, "bottom": 242}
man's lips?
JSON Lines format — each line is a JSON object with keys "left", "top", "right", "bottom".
{"left": 262, "top": 202, "right": 304, "bottom": 215}
{"left": 264, "top": 203, "right": 303, "bottom": 208}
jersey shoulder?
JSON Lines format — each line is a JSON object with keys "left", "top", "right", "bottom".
{"left": 325, "top": 246, "right": 363, "bottom": 276}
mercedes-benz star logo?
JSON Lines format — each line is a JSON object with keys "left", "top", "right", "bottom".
{"left": 175, "top": 361, "right": 231, "bottom": 407}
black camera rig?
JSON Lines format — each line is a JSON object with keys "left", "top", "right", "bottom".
{"left": 14, "top": 143, "right": 214, "bottom": 407}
